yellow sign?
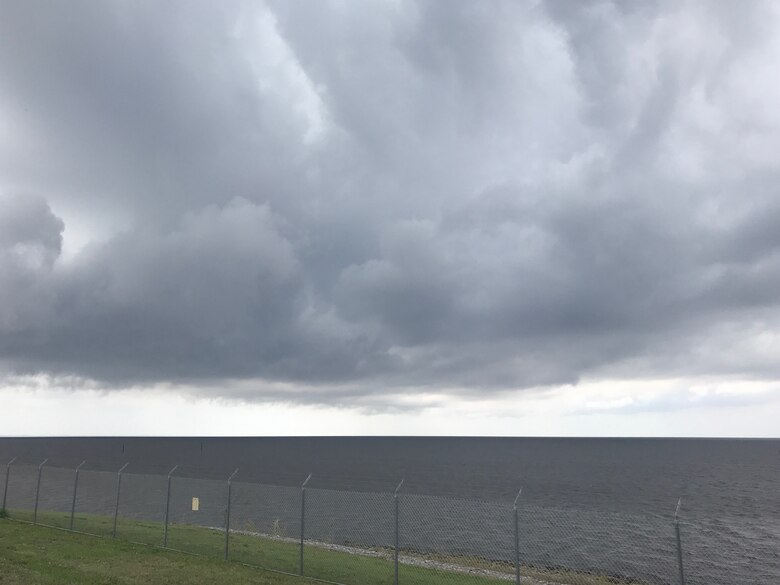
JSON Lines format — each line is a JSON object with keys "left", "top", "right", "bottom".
{"left": 192, "top": 497, "right": 199, "bottom": 511}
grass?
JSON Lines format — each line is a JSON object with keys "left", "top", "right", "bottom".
{"left": 1, "top": 511, "right": 510, "bottom": 585}
{"left": 0, "top": 511, "right": 643, "bottom": 585}
{"left": 0, "top": 518, "right": 305, "bottom": 585}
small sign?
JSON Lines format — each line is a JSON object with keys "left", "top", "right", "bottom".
{"left": 192, "top": 497, "right": 199, "bottom": 511}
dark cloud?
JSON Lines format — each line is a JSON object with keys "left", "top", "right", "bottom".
{"left": 0, "top": 194, "right": 63, "bottom": 335}
{"left": 2, "top": 0, "right": 780, "bottom": 405}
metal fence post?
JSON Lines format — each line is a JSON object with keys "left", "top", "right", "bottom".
{"left": 224, "top": 468, "right": 239, "bottom": 561}
{"left": 300, "top": 473, "right": 312, "bottom": 576}
{"left": 69, "top": 460, "right": 87, "bottom": 531}
{"left": 112, "top": 463, "right": 129, "bottom": 538}
{"left": 2, "top": 457, "right": 16, "bottom": 512}
{"left": 394, "top": 478, "right": 404, "bottom": 585}
{"left": 513, "top": 489, "right": 522, "bottom": 585}
{"left": 33, "top": 458, "right": 48, "bottom": 525}
{"left": 674, "top": 498, "right": 686, "bottom": 585}
{"left": 163, "top": 465, "right": 178, "bottom": 547}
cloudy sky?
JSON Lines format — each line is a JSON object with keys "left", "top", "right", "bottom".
{"left": 1, "top": 0, "right": 780, "bottom": 436}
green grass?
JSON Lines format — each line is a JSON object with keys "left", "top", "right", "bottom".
{"left": 1, "top": 511, "right": 642, "bottom": 585}
{"left": 0, "top": 518, "right": 305, "bottom": 585}
{"left": 1, "top": 512, "right": 513, "bottom": 585}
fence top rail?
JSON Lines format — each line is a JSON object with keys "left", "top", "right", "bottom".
{"left": 0, "top": 459, "right": 127, "bottom": 473}
{"left": 39, "top": 464, "right": 81, "bottom": 473}
{"left": 0, "top": 462, "right": 39, "bottom": 471}
{"left": 117, "top": 470, "right": 172, "bottom": 482}
{"left": 231, "top": 479, "right": 398, "bottom": 498}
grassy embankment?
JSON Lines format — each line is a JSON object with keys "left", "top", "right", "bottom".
{"left": 0, "top": 510, "right": 636, "bottom": 585}
{"left": 0, "top": 516, "right": 303, "bottom": 585}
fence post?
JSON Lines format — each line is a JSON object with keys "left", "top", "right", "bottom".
{"left": 300, "top": 473, "right": 312, "bottom": 576}
{"left": 224, "top": 468, "right": 239, "bottom": 561}
{"left": 513, "top": 489, "right": 522, "bottom": 585}
{"left": 2, "top": 457, "right": 16, "bottom": 512}
{"left": 394, "top": 478, "right": 404, "bottom": 585}
{"left": 163, "top": 465, "right": 178, "bottom": 547}
{"left": 69, "top": 460, "right": 87, "bottom": 531}
{"left": 112, "top": 463, "right": 129, "bottom": 538}
{"left": 674, "top": 498, "right": 686, "bottom": 585}
{"left": 33, "top": 459, "right": 48, "bottom": 525}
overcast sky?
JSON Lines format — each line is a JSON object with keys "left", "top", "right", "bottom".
{"left": 1, "top": 0, "right": 779, "bottom": 436}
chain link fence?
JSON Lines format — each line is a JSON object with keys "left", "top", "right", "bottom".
{"left": 2, "top": 458, "right": 777, "bottom": 585}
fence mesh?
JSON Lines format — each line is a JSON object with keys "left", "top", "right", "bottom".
{"left": 1, "top": 461, "right": 778, "bottom": 585}
{"left": 229, "top": 480, "right": 301, "bottom": 574}
{"left": 399, "top": 494, "right": 513, "bottom": 585}
{"left": 679, "top": 515, "right": 780, "bottom": 585}
{"left": 304, "top": 487, "right": 394, "bottom": 585}
{"left": 114, "top": 472, "right": 167, "bottom": 546}
{"left": 36, "top": 466, "right": 74, "bottom": 529}
{"left": 4, "top": 464, "right": 37, "bottom": 522}
{"left": 0, "top": 464, "right": 6, "bottom": 512}
{"left": 521, "top": 504, "right": 678, "bottom": 585}
{"left": 167, "top": 475, "right": 226, "bottom": 558}
{"left": 74, "top": 469, "right": 125, "bottom": 537}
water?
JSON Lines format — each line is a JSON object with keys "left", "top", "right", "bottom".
{"left": 1, "top": 437, "right": 778, "bottom": 584}
{"left": 1, "top": 437, "right": 778, "bottom": 515}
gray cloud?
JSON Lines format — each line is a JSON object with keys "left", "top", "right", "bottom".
{"left": 2, "top": 0, "right": 780, "bottom": 406}
{"left": 0, "top": 194, "right": 64, "bottom": 335}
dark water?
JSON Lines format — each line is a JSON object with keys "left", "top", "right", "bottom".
{"left": 1, "top": 437, "right": 778, "bottom": 584}
{"left": 1, "top": 437, "right": 778, "bottom": 514}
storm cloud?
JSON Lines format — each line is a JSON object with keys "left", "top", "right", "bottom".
{"left": 2, "top": 0, "right": 780, "bottom": 406}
